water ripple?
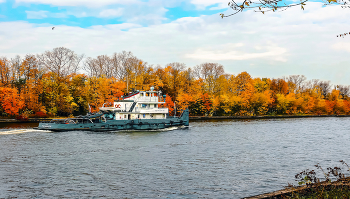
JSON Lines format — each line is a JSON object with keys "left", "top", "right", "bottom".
{"left": 0, "top": 117, "right": 350, "bottom": 198}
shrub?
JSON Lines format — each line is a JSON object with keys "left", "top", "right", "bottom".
{"left": 34, "top": 111, "right": 48, "bottom": 118}
{"left": 16, "top": 114, "right": 28, "bottom": 121}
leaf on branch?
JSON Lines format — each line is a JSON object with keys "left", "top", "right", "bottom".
{"left": 240, "top": 5, "right": 244, "bottom": 8}
{"left": 328, "top": 0, "right": 337, "bottom": 3}
{"left": 262, "top": 11, "right": 265, "bottom": 14}
{"left": 259, "top": 6, "right": 261, "bottom": 10}
{"left": 301, "top": 5, "right": 304, "bottom": 10}
{"left": 245, "top": 1, "right": 250, "bottom": 6}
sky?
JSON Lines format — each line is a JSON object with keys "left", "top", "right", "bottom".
{"left": 0, "top": 0, "right": 350, "bottom": 85}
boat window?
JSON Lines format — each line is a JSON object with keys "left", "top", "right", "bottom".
{"left": 154, "top": 104, "right": 157, "bottom": 108}
{"left": 124, "top": 115, "right": 127, "bottom": 118}
{"left": 65, "top": 120, "right": 75, "bottom": 124}
{"left": 143, "top": 114, "right": 146, "bottom": 118}
{"left": 104, "top": 113, "right": 114, "bottom": 120}
{"left": 92, "top": 118, "right": 100, "bottom": 123}
{"left": 142, "top": 104, "right": 147, "bottom": 108}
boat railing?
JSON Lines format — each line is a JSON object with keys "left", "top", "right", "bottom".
{"left": 138, "top": 97, "right": 158, "bottom": 102}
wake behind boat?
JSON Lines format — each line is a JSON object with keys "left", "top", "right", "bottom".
{"left": 37, "top": 87, "right": 189, "bottom": 132}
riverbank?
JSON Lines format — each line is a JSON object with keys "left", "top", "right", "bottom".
{"left": 1, "top": 114, "right": 350, "bottom": 123}
{"left": 189, "top": 114, "right": 350, "bottom": 121}
{"left": 244, "top": 177, "right": 350, "bottom": 198}
{"left": 0, "top": 118, "right": 51, "bottom": 123}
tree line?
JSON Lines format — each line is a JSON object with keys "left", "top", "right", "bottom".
{"left": 0, "top": 47, "right": 350, "bottom": 119}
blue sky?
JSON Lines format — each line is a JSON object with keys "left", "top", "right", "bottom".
{"left": 0, "top": 0, "right": 350, "bottom": 85}
{"left": 0, "top": 0, "right": 227, "bottom": 27}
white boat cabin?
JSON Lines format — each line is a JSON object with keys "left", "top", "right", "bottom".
{"left": 99, "top": 87, "right": 169, "bottom": 120}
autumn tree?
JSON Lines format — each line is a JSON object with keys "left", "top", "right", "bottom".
{"left": 3, "top": 48, "right": 350, "bottom": 118}
{"left": 84, "top": 55, "right": 113, "bottom": 78}
{"left": 193, "top": 63, "right": 225, "bottom": 94}
{"left": 20, "top": 55, "right": 44, "bottom": 113}
{"left": 10, "top": 55, "right": 23, "bottom": 83}
{"left": 38, "top": 47, "right": 84, "bottom": 78}
{"left": 0, "top": 87, "right": 24, "bottom": 116}
{"left": 317, "top": 80, "right": 332, "bottom": 98}
{"left": 337, "top": 85, "right": 350, "bottom": 98}
{"left": 270, "top": 78, "right": 289, "bottom": 95}
{"left": 163, "top": 62, "right": 186, "bottom": 100}
{"left": 0, "top": 58, "right": 12, "bottom": 87}
{"left": 285, "top": 75, "right": 307, "bottom": 94}
{"left": 70, "top": 74, "right": 89, "bottom": 115}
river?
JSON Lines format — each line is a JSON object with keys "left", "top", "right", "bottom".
{"left": 0, "top": 117, "right": 349, "bottom": 198}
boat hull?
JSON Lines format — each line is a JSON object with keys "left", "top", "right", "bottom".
{"left": 38, "top": 109, "right": 189, "bottom": 132}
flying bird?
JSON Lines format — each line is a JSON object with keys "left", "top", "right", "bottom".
{"left": 52, "top": 27, "right": 55, "bottom": 30}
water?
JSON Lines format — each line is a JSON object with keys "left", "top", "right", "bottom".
{"left": 1, "top": 117, "right": 350, "bottom": 198}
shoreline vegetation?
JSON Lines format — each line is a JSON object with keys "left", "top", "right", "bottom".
{"left": 244, "top": 161, "right": 350, "bottom": 199}
{"left": 2, "top": 47, "right": 350, "bottom": 120}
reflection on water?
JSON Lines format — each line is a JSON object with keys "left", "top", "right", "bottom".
{"left": 1, "top": 118, "right": 350, "bottom": 198}
{"left": 0, "top": 122, "right": 38, "bottom": 129}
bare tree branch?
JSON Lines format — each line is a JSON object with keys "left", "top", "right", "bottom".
{"left": 221, "top": 0, "right": 349, "bottom": 18}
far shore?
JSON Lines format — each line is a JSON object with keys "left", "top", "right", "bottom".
{"left": 1, "top": 114, "right": 350, "bottom": 123}
{"left": 189, "top": 114, "right": 350, "bottom": 120}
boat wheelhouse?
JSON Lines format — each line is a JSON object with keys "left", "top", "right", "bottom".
{"left": 100, "top": 87, "right": 169, "bottom": 121}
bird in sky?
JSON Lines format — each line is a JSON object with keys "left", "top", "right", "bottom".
{"left": 52, "top": 27, "right": 55, "bottom": 30}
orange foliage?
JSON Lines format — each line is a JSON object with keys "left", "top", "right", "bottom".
{"left": 162, "top": 94, "right": 174, "bottom": 116}
{"left": 1, "top": 49, "right": 350, "bottom": 118}
{"left": 271, "top": 78, "right": 289, "bottom": 95}
{"left": 0, "top": 87, "right": 25, "bottom": 116}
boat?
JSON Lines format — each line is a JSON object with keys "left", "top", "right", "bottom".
{"left": 37, "top": 87, "right": 189, "bottom": 132}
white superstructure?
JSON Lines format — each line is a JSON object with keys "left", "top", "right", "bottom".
{"left": 99, "top": 87, "right": 169, "bottom": 120}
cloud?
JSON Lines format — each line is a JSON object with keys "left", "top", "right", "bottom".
{"left": 1, "top": 2, "right": 350, "bottom": 85}
{"left": 16, "top": 0, "right": 137, "bottom": 7}
{"left": 190, "top": 0, "right": 228, "bottom": 9}
{"left": 185, "top": 44, "right": 288, "bottom": 61}
{"left": 332, "top": 42, "right": 350, "bottom": 53}
{"left": 25, "top": 10, "right": 48, "bottom": 19}
{"left": 26, "top": 10, "right": 69, "bottom": 19}
{"left": 19, "top": 1, "right": 169, "bottom": 25}
{"left": 98, "top": 8, "right": 123, "bottom": 18}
